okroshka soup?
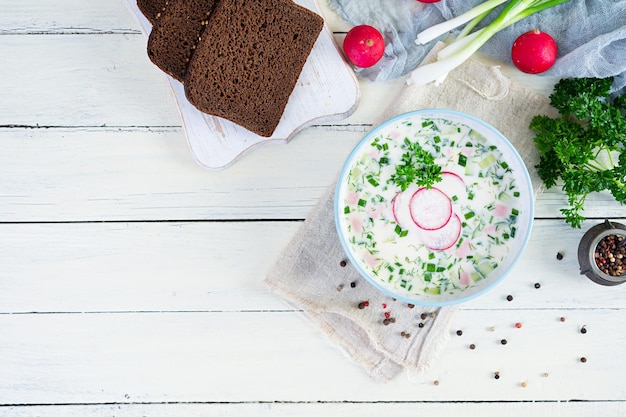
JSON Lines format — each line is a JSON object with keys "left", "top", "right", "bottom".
{"left": 335, "top": 110, "right": 533, "bottom": 306}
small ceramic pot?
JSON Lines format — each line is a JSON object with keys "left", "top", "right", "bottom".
{"left": 578, "top": 219, "right": 626, "bottom": 286}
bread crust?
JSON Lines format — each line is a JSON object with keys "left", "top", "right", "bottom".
{"left": 147, "top": 0, "right": 218, "bottom": 82}
{"left": 137, "top": 0, "right": 168, "bottom": 24}
{"left": 184, "top": 0, "right": 324, "bottom": 137}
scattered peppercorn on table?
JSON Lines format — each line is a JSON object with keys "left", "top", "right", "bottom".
{"left": 1, "top": 1, "right": 625, "bottom": 416}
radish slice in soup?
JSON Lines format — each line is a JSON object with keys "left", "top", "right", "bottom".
{"left": 391, "top": 184, "right": 420, "bottom": 229}
{"left": 409, "top": 187, "right": 452, "bottom": 230}
{"left": 420, "top": 213, "right": 462, "bottom": 250}
{"left": 437, "top": 171, "right": 467, "bottom": 205}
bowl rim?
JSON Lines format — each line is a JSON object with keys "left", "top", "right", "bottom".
{"left": 334, "top": 108, "right": 535, "bottom": 306}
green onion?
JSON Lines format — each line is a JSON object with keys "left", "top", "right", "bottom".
{"left": 394, "top": 225, "right": 408, "bottom": 237}
{"left": 415, "top": 0, "right": 508, "bottom": 45}
{"left": 367, "top": 176, "right": 379, "bottom": 187}
{"left": 408, "top": 0, "right": 571, "bottom": 86}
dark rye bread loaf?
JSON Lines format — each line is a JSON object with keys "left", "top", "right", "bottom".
{"left": 137, "top": 0, "right": 168, "bottom": 24}
{"left": 146, "top": 0, "right": 218, "bottom": 82}
{"left": 184, "top": 0, "right": 324, "bottom": 137}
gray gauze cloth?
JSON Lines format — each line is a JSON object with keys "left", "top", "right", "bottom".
{"left": 265, "top": 46, "right": 554, "bottom": 381}
{"left": 328, "top": 0, "right": 626, "bottom": 93}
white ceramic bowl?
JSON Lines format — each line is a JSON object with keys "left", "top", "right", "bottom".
{"left": 335, "top": 109, "right": 533, "bottom": 306}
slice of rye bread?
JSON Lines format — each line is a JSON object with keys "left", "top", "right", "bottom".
{"left": 137, "top": 0, "right": 168, "bottom": 25}
{"left": 184, "top": 0, "right": 324, "bottom": 137}
{"left": 147, "top": 0, "right": 219, "bottom": 82}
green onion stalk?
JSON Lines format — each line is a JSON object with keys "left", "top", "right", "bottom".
{"left": 408, "top": 0, "right": 571, "bottom": 86}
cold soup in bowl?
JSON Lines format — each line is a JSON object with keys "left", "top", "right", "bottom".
{"left": 334, "top": 109, "right": 533, "bottom": 306}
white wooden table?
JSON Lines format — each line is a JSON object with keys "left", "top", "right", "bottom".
{"left": 1, "top": 1, "right": 625, "bottom": 416}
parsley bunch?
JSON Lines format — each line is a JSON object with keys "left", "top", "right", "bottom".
{"left": 530, "top": 77, "right": 626, "bottom": 228}
{"left": 391, "top": 138, "right": 442, "bottom": 191}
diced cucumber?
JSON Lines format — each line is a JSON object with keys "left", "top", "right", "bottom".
{"left": 476, "top": 261, "right": 496, "bottom": 278}
{"left": 471, "top": 272, "right": 482, "bottom": 282}
{"left": 425, "top": 286, "right": 441, "bottom": 295}
{"left": 479, "top": 153, "right": 496, "bottom": 169}
{"left": 498, "top": 191, "right": 512, "bottom": 203}
{"left": 464, "top": 161, "right": 477, "bottom": 176}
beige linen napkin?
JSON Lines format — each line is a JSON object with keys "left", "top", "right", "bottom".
{"left": 265, "top": 45, "right": 557, "bottom": 381}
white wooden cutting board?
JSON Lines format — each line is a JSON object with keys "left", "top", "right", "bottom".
{"left": 123, "top": 0, "right": 360, "bottom": 170}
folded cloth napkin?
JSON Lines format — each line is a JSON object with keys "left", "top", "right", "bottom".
{"left": 328, "top": 0, "right": 626, "bottom": 94}
{"left": 265, "top": 46, "right": 556, "bottom": 381}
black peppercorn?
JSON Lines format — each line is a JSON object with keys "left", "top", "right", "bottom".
{"left": 469, "top": 344, "right": 476, "bottom": 350}
{"left": 534, "top": 282, "right": 541, "bottom": 289}
{"left": 501, "top": 339, "right": 508, "bottom": 345}
{"left": 580, "top": 326, "right": 587, "bottom": 334}
{"left": 580, "top": 357, "right": 587, "bottom": 363}
{"left": 350, "top": 281, "right": 356, "bottom": 288}
{"left": 418, "top": 322, "right": 425, "bottom": 328}
{"left": 340, "top": 260, "right": 347, "bottom": 267}
{"left": 506, "top": 295, "right": 513, "bottom": 301}
{"left": 556, "top": 252, "right": 564, "bottom": 260}
{"left": 456, "top": 330, "right": 463, "bottom": 336}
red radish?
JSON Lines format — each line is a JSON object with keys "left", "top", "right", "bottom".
{"left": 391, "top": 192, "right": 402, "bottom": 226}
{"left": 420, "top": 213, "right": 462, "bottom": 251}
{"left": 511, "top": 29, "right": 557, "bottom": 74}
{"left": 409, "top": 187, "right": 452, "bottom": 230}
{"left": 436, "top": 171, "right": 467, "bottom": 205}
{"left": 391, "top": 185, "right": 419, "bottom": 229}
{"left": 343, "top": 25, "right": 385, "bottom": 68}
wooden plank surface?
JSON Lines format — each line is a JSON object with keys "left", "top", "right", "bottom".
{"left": 1, "top": 219, "right": 625, "bottom": 406}
{"left": 1, "top": 0, "right": 625, "bottom": 415}
{"left": 0, "top": 219, "right": 624, "bottom": 313}
{"left": 1, "top": 125, "right": 623, "bottom": 222}
{"left": 3, "top": 402, "right": 626, "bottom": 417}
{"left": 0, "top": 302, "right": 624, "bottom": 403}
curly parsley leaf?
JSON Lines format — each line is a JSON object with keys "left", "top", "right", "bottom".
{"left": 391, "top": 139, "right": 442, "bottom": 191}
{"left": 531, "top": 77, "right": 626, "bottom": 228}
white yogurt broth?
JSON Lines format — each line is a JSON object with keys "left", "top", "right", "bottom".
{"left": 336, "top": 111, "right": 531, "bottom": 303}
